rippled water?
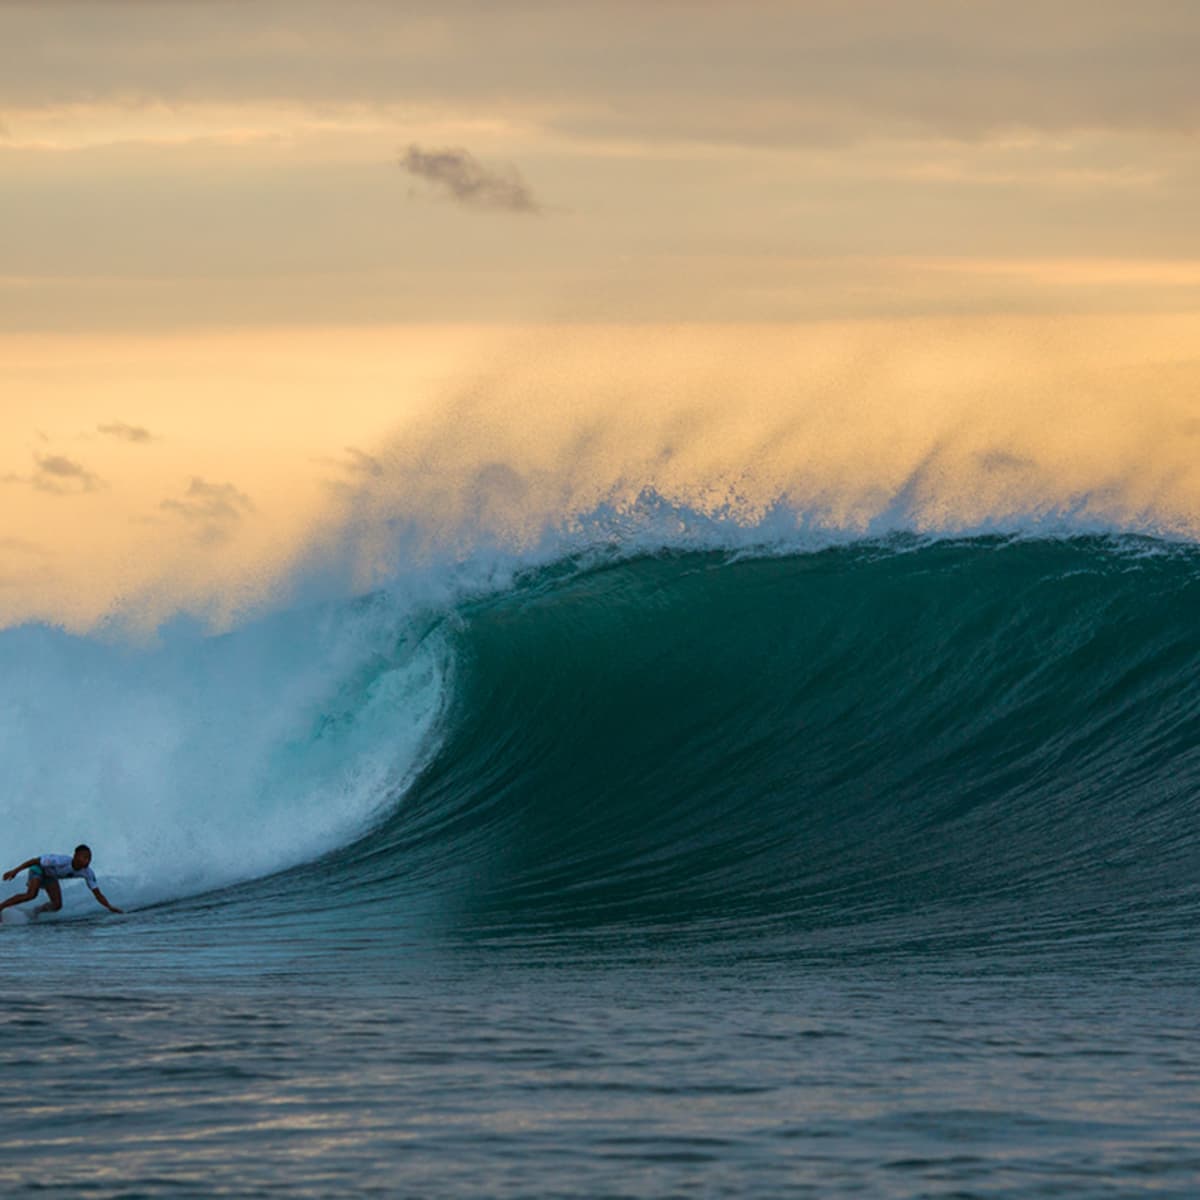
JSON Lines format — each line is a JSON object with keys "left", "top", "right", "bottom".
{"left": 6, "top": 918, "right": 1200, "bottom": 1198}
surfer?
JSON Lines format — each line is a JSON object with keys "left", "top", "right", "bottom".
{"left": 0, "top": 845, "right": 123, "bottom": 917}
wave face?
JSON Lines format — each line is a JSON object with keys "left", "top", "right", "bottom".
{"left": 353, "top": 535, "right": 1200, "bottom": 958}
{"left": 5, "top": 534, "right": 1200, "bottom": 959}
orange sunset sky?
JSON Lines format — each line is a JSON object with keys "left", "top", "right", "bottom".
{"left": 3, "top": 1, "right": 1200, "bottom": 629}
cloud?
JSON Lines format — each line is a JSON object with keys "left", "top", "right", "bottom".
{"left": 400, "top": 144, "right": 542, "bottom": 213}
{"left": 160, "top": 476, "right": 254, "bottom": 543}
{"left": 1, "top": 454, "right": 105, "bottom": 494}
{"left": 35, "top": 454, "right": 104, "bottom": 493}
{"left": 98, "top": 420, "right": 154, "bottom": 443}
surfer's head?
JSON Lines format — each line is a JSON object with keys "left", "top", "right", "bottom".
{"left": 73, "top": 844, "right": 92, "bottom": 870}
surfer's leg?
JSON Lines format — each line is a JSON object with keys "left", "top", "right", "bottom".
{"left": 0, "top": 877, "right": 40, "bottom": 911}
{"left": 33, "top": 878, "right": 62, "bottom": 916}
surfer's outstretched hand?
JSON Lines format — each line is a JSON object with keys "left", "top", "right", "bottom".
{"left": 2, "top": 869, "right": 15, "bottom": 881}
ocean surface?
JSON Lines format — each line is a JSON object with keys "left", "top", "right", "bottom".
{"left": 3, "top": 534, "right": 1200, "bottom": 1197}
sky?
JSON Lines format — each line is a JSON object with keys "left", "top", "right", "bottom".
{"left": 2, "top": 1, "right": 1200, "bottom": 628}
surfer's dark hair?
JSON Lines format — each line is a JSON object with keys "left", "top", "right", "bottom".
{"left": 75, "top": 844, "right": 91, "bottom": 856}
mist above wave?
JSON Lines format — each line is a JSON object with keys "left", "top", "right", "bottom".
{"left": 298, "top": 320, "right": 1200, "bottom": 606}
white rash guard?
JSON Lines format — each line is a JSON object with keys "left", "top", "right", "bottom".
{"left": 38, "top": 854, "right": 98, "bottom": 889}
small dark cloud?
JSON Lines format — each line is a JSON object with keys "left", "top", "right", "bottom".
{"left": 399, "top": 144, "right": 542, "bottom": 214}
{"left": 160, "top": 477, "right": 254, "bottom": 544}
{"left": 98, "top": 421, "right": 155, "bottom": 444}
{"left": 3, "top": 454, "right": 106, "bottom": 494}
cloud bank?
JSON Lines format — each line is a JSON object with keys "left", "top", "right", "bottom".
{"left": 3, "top": 2, "right": 1199, "bottom": 144}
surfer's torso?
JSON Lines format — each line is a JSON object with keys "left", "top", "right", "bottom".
{"left": 37, "top": 854, "right": 98, "bottom": 888}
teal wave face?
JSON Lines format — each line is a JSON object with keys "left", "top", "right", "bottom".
{"left": 361, "top": 536, "right": 1200, "bottom": 953}
{"left": 9, "top": 533, "right": 1197, "bottom": 958}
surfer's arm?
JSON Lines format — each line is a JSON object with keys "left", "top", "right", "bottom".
{"left": 90, "top": 887, "right": 123, "bottom": 914}
{"left": 2, "top": 858, "right": 39, "bottom": 881}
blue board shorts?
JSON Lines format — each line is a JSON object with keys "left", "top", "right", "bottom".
{"left": 28, "top": 865, "right": 45, "bottom": 880}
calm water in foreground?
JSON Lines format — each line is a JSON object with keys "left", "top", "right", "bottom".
{"left": 2, "top": 911, "right": 1198, "bottom": 1198}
